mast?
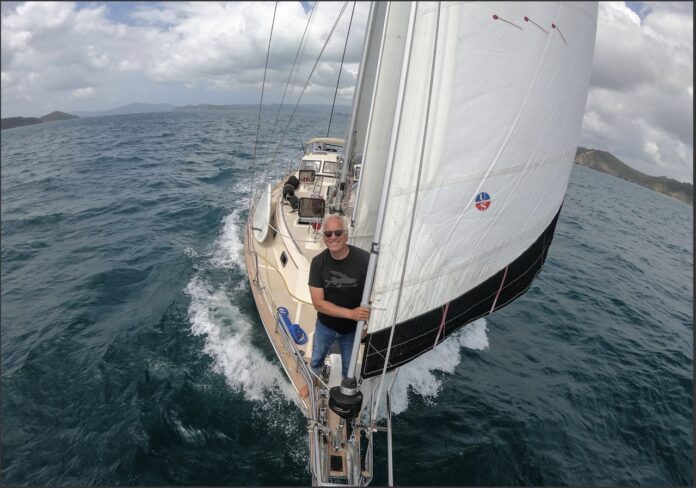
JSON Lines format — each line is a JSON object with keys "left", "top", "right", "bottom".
{"left": 349, "top": 1, "right": 391, "bottom": 228}
{"left": 344, "top": 1, "right": 418, "bottom": 388}
{"left": 330, "top": 2, "right": 417, "bottom": 415}
{"left": 333, "top": 2, "right": 376, "bottom": 213}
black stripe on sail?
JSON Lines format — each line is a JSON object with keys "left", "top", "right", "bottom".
{"left": 360, "top": 206, "right": 562, "bottom": 378}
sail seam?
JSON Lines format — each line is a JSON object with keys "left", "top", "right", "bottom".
{"left": 448, "top": 1, "right": 561, "bottom": 236}
{"left": 373, "top": 220, "right": 552, "bottom": 295}
{"left": 378, "top": 245, "right": 547, "bottom": 338}
{"left": 366, "top": 1, "right": 420, "bottom": 418}
{"left": 361, "top": 208, "right": 562, "bottom": 376}
{"left": 386, "top": 153, "right": 571, "bottom": 196}
{"left": 363, "top": 262, "right": 545, "bottom": 373}
{"left": 372, "top": 261, "right": 548, "bottom": 372}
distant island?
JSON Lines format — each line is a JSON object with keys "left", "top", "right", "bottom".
{"left": 3, "top": 103, "right": 351, "bottom": 124}
{"left": 175, "top": 103, "right": 250, "bottom": 112}
{"left": 2, "top": 105, "right": 691, "bottom": 205}
{"left": 71, "top": 103, "right": 176, "bottom": 118}
{"left": 575, "top": 147, "right": 692, "bottom": 205}
{"left": 1, "top": 111, "right": 78, "bottom": 130}
{"left": 174, "top": 103, "right": 351, "bottom": 114}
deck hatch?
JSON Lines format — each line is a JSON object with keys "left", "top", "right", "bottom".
{"left": 330, "top": 455, "right": 343, "bottom": 472}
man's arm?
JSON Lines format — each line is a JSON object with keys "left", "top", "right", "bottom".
{"left": 309, "top": 286, "right": 370, "bottom": 322}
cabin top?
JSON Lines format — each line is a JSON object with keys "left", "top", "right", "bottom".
{"left": 304, "top": 137, "right": 345, "bottom": 155}
{"left": 299, "top": 151, "right": 342, "bottom": 180}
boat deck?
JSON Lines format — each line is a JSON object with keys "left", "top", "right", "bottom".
{"left": 244, "top": 154, "right": 366, "bottom": 482}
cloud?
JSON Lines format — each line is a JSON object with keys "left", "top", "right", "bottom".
{"left": 71, "top": 86, "right": 95, "bottom": 99}
{"left": 1, "top": 2, "right": 161, "bottom": 112}
{"left": 580, "top": 2, "right": 693, "bottom": 182}
{"left": 129, "top": 4, "right": 181, "bottom": 26}
{"left": 140, "top": 1, "right": 368, "bottom": 100}
{"left": 0, "top": 2, "right": 692, "bottom": 182}
{"left": 1, "top": 1, "right": 368, "bottom": 116}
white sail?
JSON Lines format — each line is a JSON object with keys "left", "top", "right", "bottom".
{"left": 354, "top": 2, "right": 598, "bottom": 376}
{"left": 344, "top": 2, "right": 386, "bottom": 167}
{"left": 350, "top": 2, "right": 413, "bottom": 228}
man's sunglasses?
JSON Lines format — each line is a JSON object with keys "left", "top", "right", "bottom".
{"left": 323, "top": 229, "right": 345, "bottom": 238}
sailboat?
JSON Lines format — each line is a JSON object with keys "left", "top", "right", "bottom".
{"left": 244, "top": 2, "right": 598, "bottom": 485}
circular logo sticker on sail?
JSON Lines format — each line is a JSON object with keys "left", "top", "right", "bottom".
{"left": 475, "top": 192, "right": 491, "bottom": 211}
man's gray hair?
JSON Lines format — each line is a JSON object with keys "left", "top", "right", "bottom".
{"left": 322, "top": 214, "right": 348, "bottom": 232}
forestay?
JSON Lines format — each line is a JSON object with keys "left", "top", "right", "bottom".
{"left": 352, "top": 2, "right": 598, "bottom": 377}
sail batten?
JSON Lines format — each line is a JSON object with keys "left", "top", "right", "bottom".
{"left": 352, "top": 2, "right": 598, "bottom": 375}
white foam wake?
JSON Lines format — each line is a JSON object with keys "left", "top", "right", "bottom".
{"left": 185, "top": 275, "right": 295, "bottom": 402}
{"left": 386, "top": 318, "right": 489, "bottom": 415}
{"left": 184, "top": 204, "right": 296, "bottom": 405}
{"left": 187, "top": 206, "right": 489, "bottom": 414}
{"left": 209, "top": 208, "right": 246, "bottom": 270}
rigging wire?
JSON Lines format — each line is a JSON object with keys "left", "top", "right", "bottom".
{"left": 265, "top": 1, "right": 350, "bottom": 174}
{"left": 345, "top": 0, "right": 417, "bottom": 383}
{"left": 327, "top": 0, "right": 356, "bottom": 137}
{"left": 296, "top": 126, "right": 306, "bottom": 152}
{"left": 370, "top": 2, "right": 442, "bottom": 421}
{"left": 348, "top": 1, "right": 386, "bottom": 228}
{"left": 285, "top": 5, "right": 319, "bottom": 122}
{"left": 262, "top": 1, "right": 319, "bottom": 168}
{"left": 252, "top": 1, "right": 278, "bottom": 199}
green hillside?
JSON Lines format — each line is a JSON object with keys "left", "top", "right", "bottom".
{"left": 1, "top": 117, "right": 42, "bottom": 130}
{"left": 575, "top": 147, "right": 692, "bottom": 205}
{"left": 39, "top": 111, "right": 78, "bottom": 122}
{"left": 1, "top": 111, "right": 78, "bottom": 130}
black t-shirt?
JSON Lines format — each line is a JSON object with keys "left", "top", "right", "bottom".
{"left": 308, "top": 245, "right": 370, "bottom": 334}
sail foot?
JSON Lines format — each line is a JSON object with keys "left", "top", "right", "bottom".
{"left": 361, "top": 206, "right": 562, "bottom": 378}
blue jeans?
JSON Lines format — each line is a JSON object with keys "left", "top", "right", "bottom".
{"left": 310, "top": 319, "right": 356, "bottom": 378}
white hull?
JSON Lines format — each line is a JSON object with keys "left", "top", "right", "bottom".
{"left": 244, "top": 143, "right": 376, "bottom": 485}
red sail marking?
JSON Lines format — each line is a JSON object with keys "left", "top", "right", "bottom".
{"left": 492, "top": 14, "right": 522, "bottom": 30}
{"left": 524, "top": 16, "right": 549, "bottom": 33}
{"left": 433, "top": 301, "right": 451, "bottom": 347}
{"left": 552, "top": 23, "right": 567, "bottom": 45}
{"left": 490, "top": 265, "right": 509, "bottom": 313}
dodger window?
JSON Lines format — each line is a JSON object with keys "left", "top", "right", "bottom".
{"left": 300, "top": 160, "right": 322, "bottom": 173}
{"left": 298, "top": 197, "right": 325, "bottom": 224}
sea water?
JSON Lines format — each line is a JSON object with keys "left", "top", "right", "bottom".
{"left": 1, "top": 110, "right": 692, "bottom": 485}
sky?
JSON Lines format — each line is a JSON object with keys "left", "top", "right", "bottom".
{"left": 1, "top": 2, "right": 693, "bottom": 183}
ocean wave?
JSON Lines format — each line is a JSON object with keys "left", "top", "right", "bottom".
{"left": 185, "top": 276, "right": 295, "bottom": 402}
{"left": 386, "top": 319, "right": 489, "bottom": 415}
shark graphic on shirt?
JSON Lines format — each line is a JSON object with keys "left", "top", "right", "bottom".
{"left": 325, "top": 271, "right": 358, "bottom": 288}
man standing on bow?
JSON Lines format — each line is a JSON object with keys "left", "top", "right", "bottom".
{"left": 308, "top": 214, "right": 370, "bottom": 381}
